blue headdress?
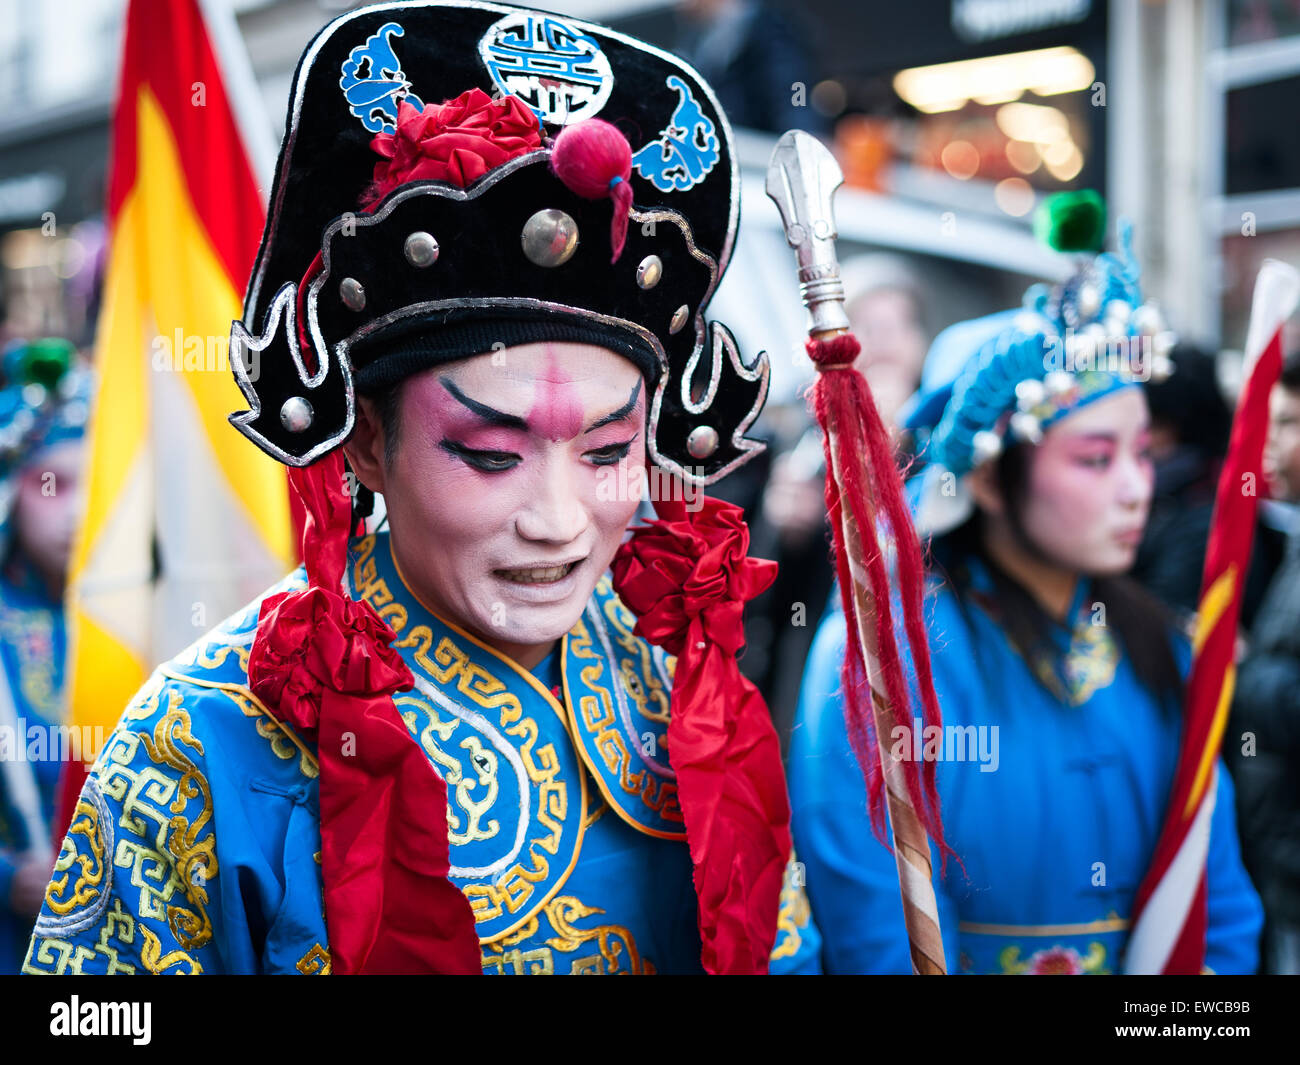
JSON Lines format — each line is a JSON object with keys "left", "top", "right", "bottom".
{"left": 903, "top": 194, "right": 1175, "bottom": 535}
{"left": 0, "top": 338, "right": 92, "bottom": 548}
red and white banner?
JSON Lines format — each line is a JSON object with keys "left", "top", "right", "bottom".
{"left": 1126, "top": 259, "right": 1300, "bottom": 973}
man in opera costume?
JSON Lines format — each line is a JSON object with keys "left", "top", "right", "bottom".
{"left": 23, "top": 1, "right": 818, "bottom": 975}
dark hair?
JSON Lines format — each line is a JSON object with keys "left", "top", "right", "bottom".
{"left": 366, "top": 380, "right": 404, "bottom": 469}
{"left": 1281, "top": 349, "right": 1300, "bottom": 395}
{"left": 343, "top": 383, "right": 404, "bottom": 529}
{"left": 932, "top": 442, "right": 1185, "bottom": 711}
{"left": 1144, "top": 344, "right": 1231, "bottom": 458}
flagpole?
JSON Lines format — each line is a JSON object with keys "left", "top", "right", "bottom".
{"left": 766, "top": 131, "right": 947, "bottom": 974}
{"left": 1126, "top": 257, "right": 1300, "bottom": 973}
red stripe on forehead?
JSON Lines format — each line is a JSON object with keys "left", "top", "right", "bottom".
{"left": 526, "top": 347, "right": 585, "bottom": 441}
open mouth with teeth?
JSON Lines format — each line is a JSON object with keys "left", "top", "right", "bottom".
{"left": 495, "top": 560, "right": 582, "bottom": 584}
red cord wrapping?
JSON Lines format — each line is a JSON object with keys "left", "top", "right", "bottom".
{"left": 806, "top": 334, "right": 951, "bottom": 863}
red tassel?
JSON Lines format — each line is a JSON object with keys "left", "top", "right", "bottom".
{"left": 551, "top": 119, "right": 634, "bottom": 263}
{"left": 806, "top": 334, "right": 950, "bottom": 863}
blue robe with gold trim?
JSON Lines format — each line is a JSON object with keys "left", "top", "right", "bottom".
{"left": 788, "top": 560, "right": 1263, "bottom": 974}
{"left": 22, "top": 532, "right": 819, "bottom": 975}
{"left": 0, "top": 565, "right": 68, "bottom": 973}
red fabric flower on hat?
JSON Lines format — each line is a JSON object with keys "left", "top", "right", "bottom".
{"left": 363, "top": 89, "right": 543, "bottom": 206}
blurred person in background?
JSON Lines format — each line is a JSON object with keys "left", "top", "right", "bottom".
{"left": 788, "top": 206, "right": 1262, "bottom": 974}
{"left": 0, "top": 339, "right": 89, "bottom": 973}
{"left": 747, "top": 256, "right": 930, "bottom": 748}
{"left": 1229, "top": 350, "right": 1300, "bottom": 974}
{"left": 672, "top": 0, "right": 827, "bottom": 136}
{"left": 1130, "top": 344, "right": 1284, "bottom": 627}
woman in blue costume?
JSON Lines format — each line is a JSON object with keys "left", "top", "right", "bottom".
{"left": 22, "top": 2, "right": 817, "bottom": 975}
{"left": 0, "top": 341, "right": 90, "bottom": 972}
{"left": 788, "top": 200, "right": 1263, "bottom": 975}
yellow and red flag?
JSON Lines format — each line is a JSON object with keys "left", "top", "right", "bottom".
{"left": 56, "top": 0, "right": 295, "bottom": 831}
{"left": 1126, "top": 259, "right": 1300, "bottom": 973}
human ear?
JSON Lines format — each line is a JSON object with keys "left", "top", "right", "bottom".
{"left": 342, "top": 395, "right": 388, "bottom": 496}
{"left": 966, "top": 459, "right": 1006, "bottom": 517}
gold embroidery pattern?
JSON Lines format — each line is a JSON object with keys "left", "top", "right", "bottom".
{"left": 296, "top": 943, "right": 332, "bottom": 975}
{"left": 480, "top": 894, "right": 655, "bottom": 974}
{"left": 770, "top": 853, "right": 813, "bottom": 962}
{"left": 79, "top": 683, "right": 219, "bottom": 957}
{"left": 141, "top": 925, "right": 203, "bottom": 975}
{"left": 28, "top": 678, "right": 221, "bottom": 974}
{"left": 187, "top": 639, "right": 250, "bottom": 676}
{"left": 154, "top": 668, "right": 320, "bottom": 781}
{"left": 45, "top": 794, "right": 109, "bottom": 917}
{"left": 396, "top": 692, "right": 502, "bottom": 847}
{"left": 25, "top": 898, "right": 146, "bottom": 974}
{"left": 566, "top": 607, "right": 683, "bottom": 836}
{"left": 599, "top": 583, "right": 672, "bottom": 726}
{"left": 349, "top": 534, "right": 586, "bottom": 942}
{"left": 1030, "top": 621, "right": 1120, "bottom": 707}
{"left": 221, "top": 683, "right": 319, "bottom": 779}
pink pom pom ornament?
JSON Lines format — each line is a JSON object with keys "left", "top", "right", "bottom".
{"left": 551, "top": 119, "right": 635, "bottom": 263}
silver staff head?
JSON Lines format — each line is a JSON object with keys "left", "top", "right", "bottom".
{"left": 765, "top": 131, "right": 850, "bottom": 337}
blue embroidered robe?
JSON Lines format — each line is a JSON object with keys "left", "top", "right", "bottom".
{"left": 22, "top": 532, "right": 818, "bottom": 975}
{"left": 0, "top": 565, "right": 68, "bottom": 973}
{"left": 788, "top": 561, "right": 1263, "bottom": 974}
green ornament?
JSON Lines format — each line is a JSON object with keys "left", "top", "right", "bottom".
{"left": 22, "top": 337, "right": 73, "bottom": 391}
{"left": 1034, "top": 190, "right": 1106, "bottom": 253}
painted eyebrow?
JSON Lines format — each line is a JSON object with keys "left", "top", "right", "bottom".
{"left": 439, "top": 377, "right": 528, "bottom": 430}
{"left": 1067, "top": 427, "right": 1150, "bottom": 444}
{"left": 584, "top": 379, "right": 643, "bottom": 434}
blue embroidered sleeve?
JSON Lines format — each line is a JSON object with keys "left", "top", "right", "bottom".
{"left": 22, "top": 675, "right": 224, "bottom": 974}
{"left": 23, "top": 664, "right": 331, "bottom": 976}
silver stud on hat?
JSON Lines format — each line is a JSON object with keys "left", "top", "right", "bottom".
{"left": 636, "top": 254, "right": 663, "bottom": 290}
{"left": 669, "top": 304, "right": 689, "bottom": 334}
{"left": 404, "top": 231, "right": 439, "bottom": 267}
{"left": 687, "top": 425, "right": 719, "bottom": 459}
{"left": 280, "top": 396, "right": 314, "bottom": 433}
{"left": 521, "top": 209, "right": 579, "bottom": 268}
{"left": 340, "top": 277, "right": 366, "bottom": 311}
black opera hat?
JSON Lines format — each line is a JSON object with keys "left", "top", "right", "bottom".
{"left": 229, "top": 1, "right": 767, "bottom": 484}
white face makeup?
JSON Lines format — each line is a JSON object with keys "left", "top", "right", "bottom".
{"left": 374, "top": 341, "right": 646, "bottom": 666}
{"left": 1015, "top": 387, "right": 1156, "bottom": 577}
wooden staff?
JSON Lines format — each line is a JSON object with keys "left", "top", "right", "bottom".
{"left": 766, "top": 131, "right": 946, "bottom": 974}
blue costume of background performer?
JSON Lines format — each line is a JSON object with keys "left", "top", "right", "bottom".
{"left": 790, "top": 573, "right": 1262, "bottom": 974}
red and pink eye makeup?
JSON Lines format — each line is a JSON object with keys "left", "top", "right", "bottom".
{"left": 1058, "top": 424, "right": 1154, "bottom": 471}
{"left": 434, "top": 374, "right": 644, "bottom": 474}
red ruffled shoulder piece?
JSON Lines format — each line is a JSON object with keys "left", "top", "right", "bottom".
{"left": 247, "top": 452, "right": 481, "bottom": 974}
{"left": 612, "top": 490, "right": 790, "bottom": 974}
